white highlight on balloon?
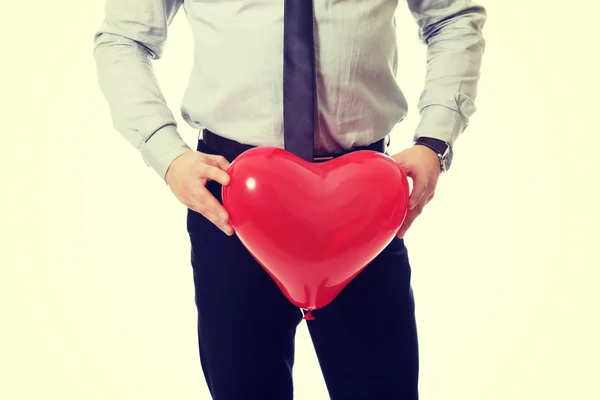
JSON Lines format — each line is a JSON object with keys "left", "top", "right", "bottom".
{"left": 246, "top": 178, "right": 257, "bottom": 190}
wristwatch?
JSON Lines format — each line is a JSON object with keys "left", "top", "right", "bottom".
{"left": 413, "top": 136, "right": 453, "bottom": 173}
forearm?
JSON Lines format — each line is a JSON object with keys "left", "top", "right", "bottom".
{"left": 409, "top": 1, "right": 487, "bottom": 146}
{"left": 92, "top": 0, "right": 191, "bottom": 181}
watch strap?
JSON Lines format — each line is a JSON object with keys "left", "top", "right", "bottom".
{"left": 414, "top": 136, "right": 452, "bottom": 172}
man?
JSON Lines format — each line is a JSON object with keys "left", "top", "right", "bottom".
{"left": 93, "top": 0, "right": 486, "bottom": 398}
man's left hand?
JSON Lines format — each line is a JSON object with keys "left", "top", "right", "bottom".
{"left": 391, "top": 145, "right": 442, "bottom": 238}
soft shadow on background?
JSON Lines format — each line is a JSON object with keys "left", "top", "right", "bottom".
{"left": 1, "top": 1, "right": 598, "bottom": 399}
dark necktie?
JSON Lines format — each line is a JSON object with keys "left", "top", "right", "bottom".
{"left": 283, "top": 0, "right": 316, "bottom": 162}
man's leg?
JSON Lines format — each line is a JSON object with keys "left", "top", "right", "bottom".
{"left": 307, "top": 237, "right": 419, "bottom": 399}
{"left": 188, "top": 140, "right": 304, "bottom": 399}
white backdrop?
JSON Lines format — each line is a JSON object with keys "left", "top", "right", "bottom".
{"left": 1, "top": 1, "right": 599, "bottom": 399}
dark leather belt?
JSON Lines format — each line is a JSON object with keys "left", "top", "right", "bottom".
{"left": 201, "top": 129, "right": 387, "bottom": 161}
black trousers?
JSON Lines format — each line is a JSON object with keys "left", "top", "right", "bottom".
{"left": 187, "top": 139, "right": 419, "bottom": 399}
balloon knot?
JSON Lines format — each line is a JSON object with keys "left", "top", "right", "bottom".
{"left": 303, "top": 310, "right": 315, "bottom": 321}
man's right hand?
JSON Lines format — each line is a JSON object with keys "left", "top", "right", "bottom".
{"left": 165, "top": 151, "right": 234, "bottom": 236}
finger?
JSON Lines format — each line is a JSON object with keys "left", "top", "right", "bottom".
{"left": 188, "top": 200, "right": 234, "bottom": 236}
{"left": 397, "top": 208, "right": 420, "bottom": 239}
{"left": 425, "top": 191, "right": 435, "bottom": 205}
{"left": 408, "top": 175, "right": 427, "bottom": 211}
{"left": 187, "top": 185, "right": 233, "bottom": 234}
{"left": 198, "top": 163, "right": 231, "bottom": 186}
{"left": 205, "top": 154, "right": 231, "bottom": 171}
{"left": 187, "top": 201, "right": 218, "bottom": 225}
{"left": 193, "top": 186, "right": 230, "bottom": 223}
{"left": 203, "top": 209, "right": 234, "bottom": 236}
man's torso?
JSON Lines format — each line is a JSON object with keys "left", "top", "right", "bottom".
{"left": 180, "top": 0, "right": 406, "bottom": 154}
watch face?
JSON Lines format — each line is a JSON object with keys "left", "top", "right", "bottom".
{"left": 441, "top": 146, "right": 452, "bottom": 172}
{"left": 444, "top": 147, "right": 452, "bottom": 171}
{"left": 441, "top": 156, "right": 450, "bottom": 172}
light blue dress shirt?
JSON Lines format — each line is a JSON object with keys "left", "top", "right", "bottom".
{"left": 93, "top": 0, "right": 487, "bottom": 180}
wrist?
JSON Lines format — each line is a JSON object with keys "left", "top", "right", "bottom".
{"left": 413, "top": 136, "right": 453, "bottom": 173}
{"left": 165, "top": 151, "right": 193, "bottom": 186}
{"left": 141, "top": 125, "right": 193, "bottom": 182}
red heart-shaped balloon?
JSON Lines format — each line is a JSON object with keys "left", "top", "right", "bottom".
{"left": 222, "top": 147, "right": 409, "bottom": 318}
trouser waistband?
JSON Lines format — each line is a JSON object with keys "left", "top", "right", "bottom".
{"left": 201, "top": 129, "right": 387, "bottom": 161}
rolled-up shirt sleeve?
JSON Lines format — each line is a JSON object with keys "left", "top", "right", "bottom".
{"left": 407, "top": 0, "right": 487, "bottom": 146}
{"left": 93, "top": 0, "right": 192, "bottom": 181}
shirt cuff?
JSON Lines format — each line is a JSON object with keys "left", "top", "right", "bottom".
{"left": 140, "top": 125, "right": 193, "bottom": 182}
{"left": 413, "top": 105, "right": 467, "bottom": 147}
